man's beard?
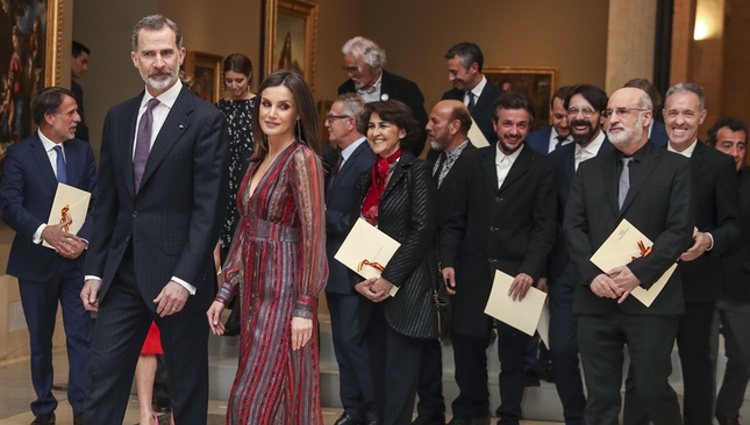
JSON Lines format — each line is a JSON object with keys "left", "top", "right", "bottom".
{"left": 140, "top": 70, "right": 178, "bottom": 91}
{"left": 607, "top": 116, "right": 645, "bottom": 148}
{"left": 571, "top": 119, "right": 600, "bottom": 146}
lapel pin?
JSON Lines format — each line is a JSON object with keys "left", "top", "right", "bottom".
{"left": 179, "top": 124, "right": 185, "bottom": 129}
{"left": 380, "top": 93, "right": 389, "bottom": 101}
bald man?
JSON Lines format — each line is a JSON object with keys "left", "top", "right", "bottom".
{"left": 412, "top": 100, "right": 474, "bottom": 425}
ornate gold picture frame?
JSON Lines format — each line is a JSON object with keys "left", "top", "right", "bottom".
{"left": 484, "top": 66, "right": 558, "bottom": 129}
{"left": 263, "top": 0, "right": 319, "bottom": 92}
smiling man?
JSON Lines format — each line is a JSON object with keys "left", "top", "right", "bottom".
{"left": 80, "top": 15, "right": 228, "bottom": 424}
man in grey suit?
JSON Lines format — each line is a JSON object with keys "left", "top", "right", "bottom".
{"left": 79, "top": 15, "right": 228, "bottom": 424}
{"left": 565, "top": 87, "right": 694, "bottom": 425}
{"left": 324, "top": 94, "right": 377, "bottom": 425}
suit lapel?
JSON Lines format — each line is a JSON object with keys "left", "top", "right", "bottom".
{"left": 480, "top": 147, "right": 499, "bottom": 191}
{"left": 601, "top": 150, "right": 620, "bottom": 216}
{"left": 30, "top": 135, "right": 58, "bottom": 193}
{"left": 498, "top": 146, "right": 530, "bottom": 194}
{"left": 381, "top": 153, "right": 409, "bottom": 202}
{"left": 123, "top": 95, "right": 142, "bottom": 199}
{"left": 138, "top": 87, "right": 193, "bottom": 193}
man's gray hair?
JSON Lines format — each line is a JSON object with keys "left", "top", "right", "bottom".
{"left": 341, "top": 36, "right": 386, "bottom": 70}
{"left": 336, "top": 93, "right": 367, "bottom": 134}
{"left": 131, "top": 14, "right": 183, "bottom": 51}
{"left": 665, "top": 82, "right": 705, "bottom": 111}
{"left": 636, "top": 89, "right": 654, "bottom": 111}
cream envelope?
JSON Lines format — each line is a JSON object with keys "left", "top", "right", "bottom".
{"left": 589, "top": 219, "right": 676, "bottom": 307}
{"left": 43, "top": 183, "right": 91, "bottom": 249}
{"left": 335, "top": 218, "right": 401, "bottom": 296}
{"left": 484, "top": 270, "right": 548, "bottom": 336}
{"left": 537, "top": 303, "right": 550, "bottom": 348}
{"left": 467, "top": 116, "right": 490, "bottom": 147}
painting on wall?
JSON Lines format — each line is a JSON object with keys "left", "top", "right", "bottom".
{"left": 183, "top": 51, "right": 222, "bottom": 103}
{"left": 484, "top": 66, "right": 558, "bottom": 130}
{"left": 0, "top": 0, "right": 63, "bottom": 161}
{"left": 263, "top": 0, "right": 318, "bottom": 92}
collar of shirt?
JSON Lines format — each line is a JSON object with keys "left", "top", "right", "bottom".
{"left": 495, "top": 142, "right": 524, "bottom": 166}
{"left": 357, "top": 71, "right": 383, "bottom": 95}
{"left": 446, "top": 139, "right": 470, "bottom": 161}
{"left": 133, "top": 80, "right": 183, "bottom": 158}
{"left": 38, "top": 129, "right": 65, "bottom": 174}
{"left": 340, "top": 136, "right": 367, "bottom": 165}
{"left": 549, "top": 126, "right": 573, "bottom": 152}
{"left": 575, "top": 130, "right": 606, "bottom": 159}
{"left": 465, "top": 75, "right": 487, "bottom": 105}
{"left": 667, "top": 139, "right": 698, "bottom": 158}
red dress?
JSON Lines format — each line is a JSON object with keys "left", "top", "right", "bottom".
{"left": 215, "top": 142, "right": 328, "bottom": 425}
{"left": 140, "top": 322, "right": 163, "bottom": 355}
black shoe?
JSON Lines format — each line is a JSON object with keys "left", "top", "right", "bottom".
{"left": 523, "top": 370, "right": 541, "bottom": 387}
{"left": 412, "top": 415, "right": 445, "bottom": 425}
{"left": 30, "top": 413, "right": 55, "bottom": 425}
{"left": 447, "top": 418, "right": 487, "bottom": 425}
{"left": 334, "top": 413, "right": 364, "bottom": 425}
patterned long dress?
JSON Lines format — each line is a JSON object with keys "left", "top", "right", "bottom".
{"left": 215, "top": 141, "right": 328, "bottom": 425}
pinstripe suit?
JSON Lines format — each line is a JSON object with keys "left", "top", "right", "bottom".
{"left": 354, "top": 151, "right": 439, "bottom": 424}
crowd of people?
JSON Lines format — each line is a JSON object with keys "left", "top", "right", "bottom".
{"left": 0, "top": 12, "right": 748, "bottom": 425}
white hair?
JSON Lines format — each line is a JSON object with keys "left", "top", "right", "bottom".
{"left": 341, "top": 36, "right": 386, "bottom": 70}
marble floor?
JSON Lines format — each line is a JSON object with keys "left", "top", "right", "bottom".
{"left": 0, "top": 350, "right": 561, "bottom": 425}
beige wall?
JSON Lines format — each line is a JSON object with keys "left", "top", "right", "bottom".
{"left": 363, "top": 0, "right": 609, "bottom": 112}
{"left": 721, "top": 0, "right": 750, "bottom": 128}
{"left": 605, "top": 0, "right": 657, "bottom": 93}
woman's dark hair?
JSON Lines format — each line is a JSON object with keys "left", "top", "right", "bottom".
{"left": 364, "top": 100, "right": 419, "bottom": 149}
{"left": 251, "top": 70, "right": 320, "bottom": 160}
{"left": 223, "top": 53, "right": 253, "bottom": 86}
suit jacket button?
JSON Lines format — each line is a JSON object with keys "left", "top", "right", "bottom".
{"left": 132, "top": 211, "right": 138, "bottom": 218}
{"left": 489, "top": 258, "right": 497, "bottom": 263}
{"left": 490, "top": 226, "right": 498, "bottom": 232}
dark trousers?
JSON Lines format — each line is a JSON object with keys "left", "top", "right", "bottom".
{"left": 84, "top": 251, "right": 209, "bottom": 425}
{"left": 366, "top": 302, "right": 426, "bottom": 425}
{"left": 415, "top": 338, "right": 445, "bottom": 421}
{"left": 327, "top": 291, "right": 378, "bottom": 422}
{"left": 548, "top": 268, "right": 585, "bottom": 425}
{"left": 579, "top": 312, "right": 681, "bottom": 425}
{"left": 19, "top": 272, "right": 91, "bottom": 416}
{"left": 451, "top": 321, "right": 531, "bottom": 425}
{"left": 715, "top": 299, "right": 750, "bottom": 420}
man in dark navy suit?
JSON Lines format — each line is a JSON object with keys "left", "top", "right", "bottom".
{"left": 441, "top": 43, "right": 503, "bottom": 146}
{"left": 338, "top": 36, "right": 428, "bottom": 157}
{"left": 0, "top": 87, "right": 96, "bottom": 425}
{"left": 526, "top": 86, "right": 574, "bottom": 155}
{"left": 324, "top": 94, "right": 377, "bottom": 425}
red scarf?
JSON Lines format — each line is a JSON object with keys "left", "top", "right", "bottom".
{"left": 361, "top": 148, "right": 402, "bottom": 225}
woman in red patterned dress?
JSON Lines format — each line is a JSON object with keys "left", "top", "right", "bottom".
{"left": 206, "top": 70, "right": 328, "bottom": 425}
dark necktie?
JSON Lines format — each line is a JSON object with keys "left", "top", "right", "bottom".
{"left": 134, "top": 98, "right": 160, "bottom": 191}
{"left": 53, "top": 145, "right": 67, "bottom": 184}
{"left": 554, "top": 135, "right": 567, "bottom": 150}
{"left": 329, "top": 154, "right": 343, "bottom": 189}
{"left": 618, "top": 157, "right": 632, "bottom": 209}
{"left": 467, "top": 91, "right": 476, "bottom": 111}
{"left": 433, "top": 152, "right": 447, "bottom": 187}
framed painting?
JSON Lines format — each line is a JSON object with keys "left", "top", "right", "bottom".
{"left": 0, "top": 0, "right": 63, "bottom": 160}
{"left": 484, "top": 66, "right": 558, "bottom": 130}
{"left": 183, "top": 51, "right": 222, "bottom": 103}
{"left": 263, "top": 0, "right": 318, "bottom": 92}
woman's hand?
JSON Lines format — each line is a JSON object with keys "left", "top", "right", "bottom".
{"left": 371, "top": 277, "right": 393, "bottom": 302}
{"left": 206, "top": 301, "right": 226, "bottom": 335}
{"left": 291, "top": 316, "right": 313, "bottom": 351}
{"left": 354, "top": 278, "right": 387, "bottom": 302}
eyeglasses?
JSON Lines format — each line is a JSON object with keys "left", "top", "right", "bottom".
{"left": 567, "top": 107, "right": 598, "bottom": 117}
{"left": 341, "top": 66, "right": 359, "bottom": 73}
{"left": 602, "top": 107, "right": 650, "bottom": 118}
{"left": 326, "top": 114, "right": 350, "bottom": 123}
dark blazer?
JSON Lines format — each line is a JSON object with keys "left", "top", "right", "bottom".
{"left": 354, "top": 151, "right": 439, "bottom": 339}
{"left": 546, "top": 138, "right": 614, "bottom": 279}
{"left": 0, "top": 134, "right": 96, "bottom": 281}
{"left": 722, "top": 168, "right": 750, "bottom": 302}
{"left": 677, "top": 141, "right": 739, "bottom": 302}
{"left": 339, "top": 70, "right": 428, "bottom": 156}
{"left": 325, "top": 140, "right": 376, "bottom": 294}
{"left": 426, "top": 142, "right": 477, "bottom": 228}
{"left": 440, "top": 145, "right": 557, "bottom": 337}
{"left": 85, "top": 86, "right": 229, "bottom": 312}
{"left": 526, "top": 126, "right": 553, "bottom": 155}
{"left": 442, "top": 80, "right": 504, "bottom": 145}
{"left": 564, "top": 142, "right": 695, "bottom": 316}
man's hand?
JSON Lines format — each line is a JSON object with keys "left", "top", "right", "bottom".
{"left": 80, "top": 279, "right": 101, "bottom": 312}
{"left": 354, "top": 278, "right": 384, "bottom": 302}
{"left": 679, "top": 231, "right": 712, "bottom": 262}
{"left": 153, "top": 281, "right": 189, "bottom": 317}
{"left": 370, "top": 277, "right": 393, "bottom": 302}
{"left": 58, "top": 237, "right": 86, "bottom": 260}
{"left": 537, "top": 277, "right": 549, "bottom": 293}
{"left": 508, "top": 273, "right": 533, "bottom": 301}
{"left": 291, "top": 316, "right": 313, "bottom": 351}
{"left": 608, "top": 265, "right": 642, "bottom": 303}
{"left": 42, "top": 221, "right": 78, "bottom": 256}
{"left": 206, "top": 301, "right": 226, "bottom": 335}
{"left": 590, "top": 273, "right": 620, "bottom": 299}
{"left": 442, "top": 267, "right": 457, "bottom": 295}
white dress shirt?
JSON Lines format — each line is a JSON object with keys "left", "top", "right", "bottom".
{"left": 357, "top": 72, "right": 383, "bottom": 103}
{"left": 574, "top": 131, "right": 606, "bottom": 171}
{"left": 547, "top": 127, "right": 574, "bottom": 154}
{"left": 340, "top": 137, "right": 367, "bottom": 169}
{"left": 32, "top": 130, "right": 66, "bottom": 243}
{"left": 465, "top": 75, "right": 487, "bottom": 107}
{"left": 495, "top": 143, "right": 524, "bottom": 189}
